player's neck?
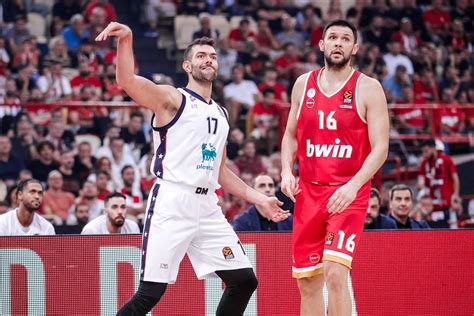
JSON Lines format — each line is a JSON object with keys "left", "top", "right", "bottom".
{"left": 186, "top": 81, "right": 213, "bottom": 103}
{"left": 107, "top": 220, "right": 121, "bottom": 234}
{"left": 17, "top": 207, "right": 34, "bottom": 227}
{"left": 322, "top": 65, "right": 353, "bottom": 83}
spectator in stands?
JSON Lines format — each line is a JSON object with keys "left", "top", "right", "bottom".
{"left": 383, "top": 41, "right": 414, "bottom": 78}
{"left": 10, "top": 116, "right": 38, "bottom": 165}
{"left": 447, "top": 195, "right": 464, "bottom": 229}
{"left": 389, "top": 184, "right": 430, "bottom": 229}
{"left": 37, "top": 61, "right": 73, "bottom": 102}
{"left": 324, "top": 0, "right": 344, "bottom": 23}
{"left": 58, "top": 149, "right": 81, "bottom": 196}
{"left": 44, "top": 37, "right": 74, "bottom": 68}
{"left": 418, "top": 139, "right": 460, "bottom": 227}
{"left": 258, "top": 67, "right": 288, "bottom": 103}
{"left": 28, "top": 141, "right": 60, "bottom": 183}
{"left": 70, "top": 61, "right": 102, "bottom": 96}
{"left": 52, "top": 0, "right": 82, "bottom": 24}
{"left": 4, "top": 14, "right": 31, "bottom": 52}
{"left": 251, "top": 88, "right": 279, "bottom": 155}
{"left": 254, "top": 19, "right": 280, "bottom": 60}
{"left": 81, "top": 191, "right": 139, "bottom": 234}
{"left": 226, "top": 127, "right": 245, "bottom": 161}
{"left": 223, "top": 64, "right": 261, "bottom": 126}
{"left": 293, "top": 49, "right": 320, "bottom": 78}
{"left": 383, "top": 65, "right": 410, "bottom": 103}
{"left": 276, "top": 14, "right": 305, "bottom": 51}
{"left": 72, "top": 180, "right": 104, "bottom": 220}
{"left": 397, "top": 0, "right": 424, "bottom": 33}
{"left": 438, "top": 85, "right": 465, "bottom": 135}
{"left": 0, "top": 36, "right": 11, "bottom": 75}
{"left": 2, "top": 0, "right": 27, "bottom": 24}
{"left": 216, "top": 38, "right": 238, "bottom": 82}
{"left": 120, "top": 111, "right": 147, "bottom": 154}
{"left": 102, "top": 63, "right": 124, "bottom": 101}
{"left": 14, "top": 64, "right": 37, "bottom": 102}
{"left": 392, "top": 84, "right": 425, "bottom": 134}
{"left": 413, "top": 68, "right": 439, "bottom": 104}
{"left": 358, "top": 44, "right": 387, "bottom": 81}
{"left": 62, "top": 14, "right": 90, "bottom": 51}
{"left": 361, "top": 15, "right": 391, "bottom": 52}
{"left": 42, "top": 170, "right": 75, "bottom": 221}
{"left": 274, "top": 43, "right": 300, "bottom": 82}
{"left": 0, "top": 201, "right": 9, "bottom": 215}
{"left": 364, "top": 188, "right": 397, "bottom": 230}
{"left": 45, "top": 119, "right": 75, "bottom": 153}
{"left": 0, "top": 78, "right": 22, "bottom": 133}
{"left": 232, "top": 174, "right": 292, "bottom": 231}
{"left": 88, "top": 6, "right": 110, "bottom": 52}
{"left": 423, "top": 0, "right": 450, "bottom": 45}
{"left": 94, "top": 170, "right": 112, "bottom": 200}
{"left": 119, "top": 165, "right": 144, "bottom": 218}
{"left": 0, "top": 134, "right": 24, "bottom": 187}
{"left": 84, "top": 0, "right": 117, "bottom": 24}
{"left": 295, "top": 4, "right": 322, "bottom": 39}
{"left": 193, "top": 13, "right": 220, "bottom": 42}
{"left": 60, "top": 201, "right": 89, "bottom": 234}
{"left": 12, "top": 37, "right": 39, "bottom": 69}
{"left": 228, "top": 18, "right": 257, "bottom": 65}
{"left": 0, "top": 179, "right": 55, "bottom": 235}
{"left": 451, "top": 0, "right": 473, "bottom": 31}
{"left": 73, "top": 141, "right": 96, "bottom": 185}
{"left": 412, "top": 194, "right": 433, "bottom": 223}
{"left": 391, "top": 17, "right": 422, "bottom": 57}
{"left": 234, "top": 140, "right": 266, "bottom": 177}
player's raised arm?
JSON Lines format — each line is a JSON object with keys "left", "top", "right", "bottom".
{"left": 280, "top": 73, "right": 307, "bottom": 202}
{"left": 95, "top": 22, "right": 181, "bottom": 117}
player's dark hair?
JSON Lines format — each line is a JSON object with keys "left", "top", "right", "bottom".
{"left": 420, "top": 139, "right": 436, "bottom": 148}
{"left": 323, "top": 19, "right": 357, "bottom": 43}
{"left": 16, "top": 179, "right": 42, "bottom": 198}
{"left": 184, "top": 37, "right": 215, "bottom": 61}
{"left": 389, "top": 184, "right": 413, "bottom": 201}
{"left": 370, "top": 188, "right": 381, "bottom": 204}
{"left": 104, "top": 192, "right": 126, "bottom": 205}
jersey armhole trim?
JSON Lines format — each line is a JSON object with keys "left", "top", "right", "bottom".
{"left": 355, "top": 74, "right": 367, "bottom": 124}
{"left": 150, "top": 93, "right": 186, "bottom": 132}
{"left": 296, "top": 72, "right": 311, "bottom": 120}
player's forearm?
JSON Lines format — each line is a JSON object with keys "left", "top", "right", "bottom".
{"left": 348, "top": 143, "right": 388, "bottom": 189}
{"left": 281, "top": 134, "right": 297, "bottom": 174}
{"left": 219, "top": 165, "right": 267, "bottom": 205}
{"left": 116, "top": 34, "right": 136, "bottom": 88}
{"left": 452, "top": 173, "right": 460, "bottom": 196}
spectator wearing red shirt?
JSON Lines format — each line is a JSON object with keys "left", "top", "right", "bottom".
{"left": 418, "top": 139, "right": 460, "bottom": 227}
{"left": 393, "top": 84, "right": 425, "bottom": 133}
{"left": 274, "top": 43, "right": 300, "bottom": 82}
{"left": 234, "top": 140, "right": 267, "bottom": 177}
{"left": 391, "top": 18, "right": 422, "bottom": 57}
{"left": 258, "top": 67, "right": 288, "bottom": 102}
{"left": 88, "top": 6, "right": 111, "bottom": 53}
{"left": 413, "top": 69, "right": 439, "bottom": 104}
{"left": 437, "top": 85, "right": 465, "bottom": 135}
{"left": 229, "top": 18, "right": 257, "bottom": 64}
{"left": 42, "top": 170, "right": 75, "bottom": 221}
{"left": 70, "top": 61, "right": 102, "bottom": 95}
{"left": 255, "top": 19, "right": 280, "bottom": 58}
{"left": 84, "top": 0, "right": 117, "bottom": 24}
{"left": 423, "top": 0, "right": 450, "bottom": 43}
{"left": 251, "top": 88, "right": 279, "bottom": 155}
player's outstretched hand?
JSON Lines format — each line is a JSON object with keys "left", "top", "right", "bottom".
{"left": 327, "top": 183, "right": 357, "bottom": 213}
{"left": 281, "top": 170, "right": 301, "bottom": 202}
{"left": 258, "top": 197, "right": 291, "bottom": 223}
{"left": 95, "top": 22, "right": 132, "bottom": 42}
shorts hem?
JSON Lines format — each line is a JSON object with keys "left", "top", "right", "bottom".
{"left": 322, "top": 254, "right": 352, "bottom": 269}
{"left": 141, "top": 276, "right": 176, "bottom": 284}
{"left": 197, "top": 263, "right": 253, "bottom": 280}
{"left": 292, "top": 267, "right": 324, "bottom": 279}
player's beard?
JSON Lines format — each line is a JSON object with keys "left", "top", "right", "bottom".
{"left": 365, "top": 214, "right": 375, "bottom": 226}
{"left": 324, "top": 51, "right": 351, "bottom": 70}
{"left": 110, "top": 215, "right": 125, "bottom": 227}
{"left": 23, "top": 199, "right": 40, "bottom": 213}
{"left": 191, "top": 63, "right": 217, "bottom": 82}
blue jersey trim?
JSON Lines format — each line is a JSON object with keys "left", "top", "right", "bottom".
{"left": 182, "top": 87, "right": 212, "bottom": 104}
{"left": 150, "top": 93, "right": 186, "bottom": 132}
{"left": 140, "top": 183, "right": 161, "bottom": 280}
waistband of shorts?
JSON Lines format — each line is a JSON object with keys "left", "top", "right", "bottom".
{"left": 155, "top": 179, "right": 216, "bottom": 196}
{"left": 306, "top": 180, "right": 346, "bottom": 186}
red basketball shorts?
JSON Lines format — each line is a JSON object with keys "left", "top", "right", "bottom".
{"left": 292, "top": 180, "right": 370, "bottom": 278}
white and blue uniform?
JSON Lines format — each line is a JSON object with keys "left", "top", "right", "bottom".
{"left": 141, "top": 87, "right": 251, "bottom": 284}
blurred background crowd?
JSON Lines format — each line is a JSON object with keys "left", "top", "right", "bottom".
{"left": 0, "top": 0, "right": 473, "bottom": 234}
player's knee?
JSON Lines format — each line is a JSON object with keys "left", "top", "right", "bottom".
{"left": 324, "top": 262, "right": 348, "bottom": 292}
{"left": 297, "top": 276, "right": 324, "bottom": 297}
{"left": 236, "top": 269, "right": 258, "bottom": 293}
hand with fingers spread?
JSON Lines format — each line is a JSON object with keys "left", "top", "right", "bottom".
{"left": 95, "top": 22, "right": 132, "bottom": 42}
{"left": 257, "top": 197, "right": 291, "bottom": 222}
{"left": 327, "top": 183, "right": 358, "bottom": 214}
{"left": 281, "top": 169, "right": 301, "bottom": 202}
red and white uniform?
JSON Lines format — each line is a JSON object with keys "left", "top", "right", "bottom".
{"left": 293, "top": 68, "right": 371, "bottom": 278}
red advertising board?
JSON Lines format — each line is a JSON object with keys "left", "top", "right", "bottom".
{"left": 1, "top": 231, "right": 473, "bottom": 315}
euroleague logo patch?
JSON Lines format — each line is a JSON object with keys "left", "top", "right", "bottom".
{"left": 222, "top": 247, "right": 235, "bottom": 260}
{"left": 309, "top": 253, "right": 320, "bottom": 263}
{"left": 343, "top": 90, "right": 353, "bottom": 104}
{"left": 325, "top": 232, "right": 334, "bottom": 246}
{"left": 306, "top": 88, "right": 316, "bottom": 108}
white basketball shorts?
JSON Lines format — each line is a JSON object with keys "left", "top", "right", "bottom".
{"left": 140, "top": 180, "right": 252, "bottom": 284}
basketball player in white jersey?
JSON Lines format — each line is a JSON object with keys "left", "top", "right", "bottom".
{"left": 96, "top": 23, "right": 290, "bottom": 315}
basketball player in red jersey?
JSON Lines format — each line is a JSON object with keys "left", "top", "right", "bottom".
{"left": 281, "top": 20, "right": 389, "bottom": 315}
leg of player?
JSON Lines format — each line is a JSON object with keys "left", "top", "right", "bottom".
{"left": 215, "top": 268, "right": 258, "bottom": 316}
{"left": 116, "top": 281, "right": 167, "bottom": 315}
{"left": 297, "top": 274, "right": 325, "bottom": 316}
{"left": 324, "top": 261, "right": 351, "bottom": 316}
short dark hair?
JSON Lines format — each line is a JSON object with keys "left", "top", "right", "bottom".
{"left": 323, "top": 19, "right": 358, "bottom": 43}
{"left": 16, "top": 179, "right": 42, "bottom": 198}
{"left": 130, "top": 111, "right": 144, "bottom": 121}
{"left": 184, "top": 37, "right": 215, "bottom": 61}
{"left": 37, "top": 140, "right": 55, "bottom": 153}
{"left": 121, "top": 165, "right": 134, "bottom": 176}
{"left": 420, "top": 139, "right": 436, "bottom": 148}
{"left": 390, "top": 184, "right": 413, "bottom": 201}
{"left": 262, "top": 87, "right": 276, "bottom": 96}
{"left": 370, "top": 188, "right": 381, "bottom": 205}
{"left": 104, "top": 192, "right": 126, "bottom": 205}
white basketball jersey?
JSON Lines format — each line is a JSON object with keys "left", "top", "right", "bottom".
{"left": 150, "top": 87, "right": 229, "bottom": 190}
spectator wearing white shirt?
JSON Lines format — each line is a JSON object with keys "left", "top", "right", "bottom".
{"left": 37, "top": 61, "right": 72, "bottom": 102}
{"left": 81, "top": 192, "right": 139, "bottom": 234}
{"left": 0, "top": 179, "right": 55, "bottom": 236}
{"left": 223, "top": 64, "right": 261, "bottom": 126}
{"left": 383, "top": 41, "right": 414, "bottom": 78}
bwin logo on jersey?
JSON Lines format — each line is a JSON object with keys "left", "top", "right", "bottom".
{"left": 197, "top": 143, "right": 217, "bottom": 171}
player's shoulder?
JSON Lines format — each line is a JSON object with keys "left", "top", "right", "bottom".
{"left": 125, "top": 219, "right": 140, "bottom": 233}
{"left": 81, "top": 215, "right": 104, "bottom": 234}
{"left": 357, "top": 72, "right": 383, "bottom": 90}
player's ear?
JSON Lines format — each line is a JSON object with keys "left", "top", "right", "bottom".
{"left": 182, "top": 59, "right": 191, "bottom": 73}
{"left": 351, "top": 42, "right": 359, "bottom": 56}
{"left": 318, "top": 39, "right": 325, "bottom": 52}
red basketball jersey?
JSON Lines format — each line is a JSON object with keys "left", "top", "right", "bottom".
{"left": 297, "top": 68, "right": 371, "bottom": 183}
